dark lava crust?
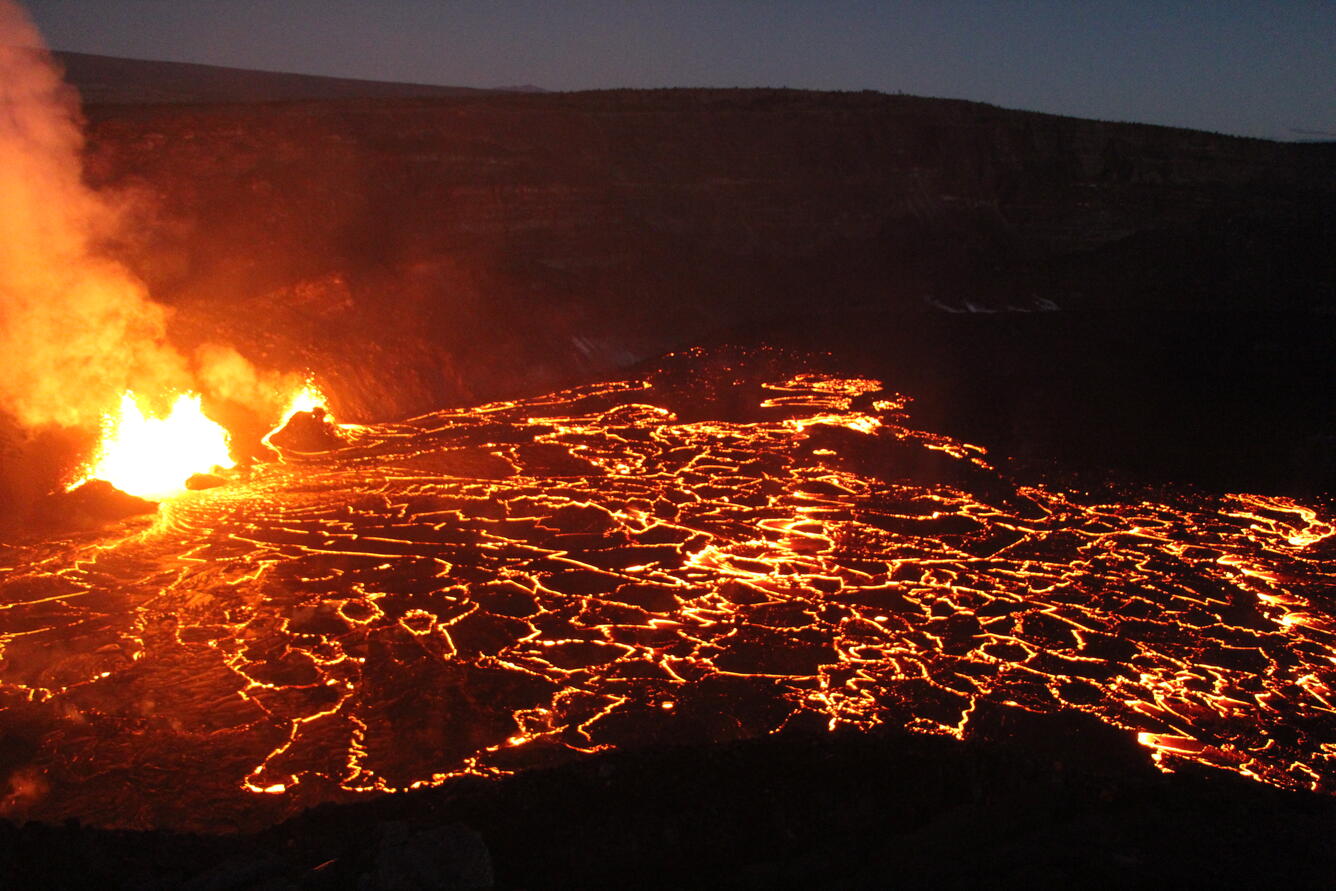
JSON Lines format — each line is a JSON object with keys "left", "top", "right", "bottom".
{"left": 3, "top": 708, "right": 1334, "bottom": 889}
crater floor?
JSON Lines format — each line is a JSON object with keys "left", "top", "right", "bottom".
{"left": 1, "top": 348, "right": 1332, "bottom": 831}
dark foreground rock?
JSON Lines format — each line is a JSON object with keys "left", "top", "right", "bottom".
{"left": 2, "top": 708, "right": 1332, "bottom": 889}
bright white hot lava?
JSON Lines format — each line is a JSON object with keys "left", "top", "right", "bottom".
{"left": 75, "top": 392, "right": 234, "bottom": 499}
{"left": 73, "top": 378, "right": 334, "bottom": 499}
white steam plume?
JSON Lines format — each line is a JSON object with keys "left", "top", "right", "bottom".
{"left": 0, "top": 1, "right": 194, "bottom": 429}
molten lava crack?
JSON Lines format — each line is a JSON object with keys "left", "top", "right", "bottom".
{"left": 1, "top": 351, "right": 1332, "bottom": 830}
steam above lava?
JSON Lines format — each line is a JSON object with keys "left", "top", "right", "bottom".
{"left": 0, "top": 1, "right": 190, "bottom": 430}
{"left": 0, "top": 2, "right": 325, "bottom": 498}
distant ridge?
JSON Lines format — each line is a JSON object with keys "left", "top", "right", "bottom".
{"left": 48, "top": 49, "right": 543, "bottom": 105}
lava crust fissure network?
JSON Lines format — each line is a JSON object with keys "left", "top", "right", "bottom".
{"left": 0, "top": 349, "right": 1333, "bottom": 830}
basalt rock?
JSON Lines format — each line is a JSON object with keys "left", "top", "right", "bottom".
{"left": 76, "top": 89, "right": 1336, "bottom": 419}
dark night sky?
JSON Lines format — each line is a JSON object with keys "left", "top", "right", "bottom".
{"left": 22, "top": 0, "right": 1336, "bottom": 140}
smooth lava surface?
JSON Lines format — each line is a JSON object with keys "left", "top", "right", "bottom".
{"left": 0, "top": 347, "right": 1332, "bottom": 831}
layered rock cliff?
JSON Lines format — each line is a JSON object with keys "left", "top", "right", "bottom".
{"left": 77, "top": 89, "right": 1335, "bottom": 415}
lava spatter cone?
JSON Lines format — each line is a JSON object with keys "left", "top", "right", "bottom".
{"left": 266, "top": 405, "right": 347, "bottom": 453}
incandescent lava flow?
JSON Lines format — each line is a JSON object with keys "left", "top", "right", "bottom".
{"left": 0, "top": 347, "right": 1333, "bottom": 831}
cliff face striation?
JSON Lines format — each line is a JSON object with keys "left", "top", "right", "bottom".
{"left": 77, "top": 89, "right": 1335, "bottom": 414}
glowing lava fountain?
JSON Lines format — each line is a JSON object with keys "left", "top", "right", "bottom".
{"left": 78, "top": 391, "right": 234, "bottom": 499}
{"left": 277, "top": 379, "right": 328, "bottom": 426}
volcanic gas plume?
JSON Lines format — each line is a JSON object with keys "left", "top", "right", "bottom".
{"left": 0, "top": 1, "right": 317, "bottom": 503}
{"left": 0, "top": 1, "right": 186, "bottom": 430}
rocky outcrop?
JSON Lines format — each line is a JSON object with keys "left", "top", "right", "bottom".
{"left": 3, "top": 710, "right": 1335, "bottom": 888}
{"left": 78, "top": 89, "right": 1335, "bottom": 417}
